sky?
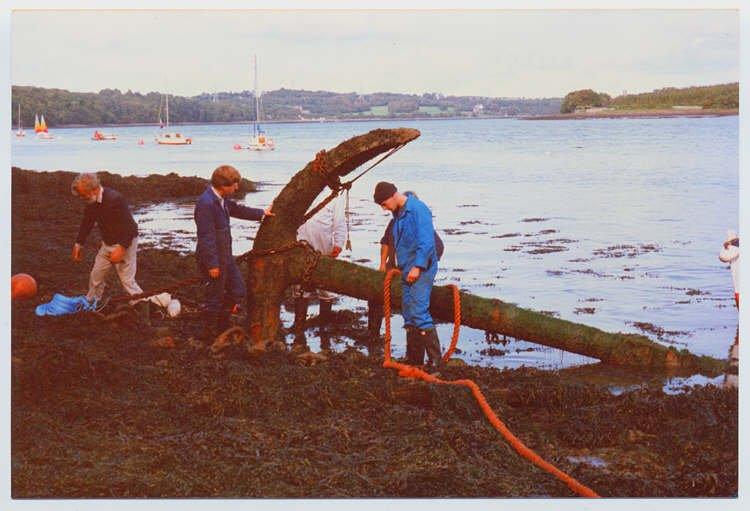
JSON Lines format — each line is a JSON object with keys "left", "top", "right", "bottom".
{"left": 10, "top": 8, "right": 740, "bottom": 99}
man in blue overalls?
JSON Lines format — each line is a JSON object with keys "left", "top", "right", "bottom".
{"left": 194, "top": 165, "right": 274, "bottom": 342}
{"left": 373, "top": 181, "right": 442, "bottom": 368}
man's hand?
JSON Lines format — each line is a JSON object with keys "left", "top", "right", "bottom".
{"left": 378, "top": 263, "right": 386, "bottom": 272}
{"left": 208, "top": 267, "right": 220, "bottom": 279}
{"left": 406, "top": 266, "right": 421, "bottom": 283}
{"left": 330, "top": 245, "right": 342, "bottom": 258}
{"left": 72, "top": 243, "right": 82, "bottom": 262}
{"left": 108, "top": 245, "right": 126, "bottom": 264}
{"left": 263, "top": 200, "right": 275, "bottom": 217}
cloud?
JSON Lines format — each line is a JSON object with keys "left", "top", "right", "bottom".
{"left": 11, "top": 9, "right": 739, "bottom": 98}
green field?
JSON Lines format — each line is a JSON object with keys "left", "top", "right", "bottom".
{"left": 363, "top": 105, "right": 389, "bottom": 116}
{"left": 418, "top": 106, "right": 443, "bottom": 114}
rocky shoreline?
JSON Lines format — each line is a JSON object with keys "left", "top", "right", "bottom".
{"left": 10, "top": 168, "right": 737, "bottom": 498}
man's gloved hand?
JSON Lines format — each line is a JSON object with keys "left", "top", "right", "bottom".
{"left": 108, "top": 244, "right": 125, "bottom": 264}
{"left": 72, "top": 243, "right": 83, "bottom": 262}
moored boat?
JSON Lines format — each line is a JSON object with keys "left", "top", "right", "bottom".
{"left": 35, "top": 115, "right": 54, "bottom": 139}
{"left": 92, "top": 130, "right": 117, "bottom": 141}
{"left": 155, "top": 94, "right": 192, "bottom": 145}
{"left": 15, "top": 104, "right": 25, "bottom": 137}
{"left": 241, "top": 55, "right": 274, "bottom": 151}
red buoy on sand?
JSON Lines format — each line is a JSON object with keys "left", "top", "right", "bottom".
{"left": 12, "top": 273, "right": 38, "bottom": 300}
{"left": 233, "top": 143, "right": 242, "bottom": 150}
{"left": 138, "top": 139, "right": 144, "bottom": 145}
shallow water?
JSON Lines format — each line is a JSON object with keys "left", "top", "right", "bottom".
{"left": 12, "top": 117, "right": 739, "bottom": 372}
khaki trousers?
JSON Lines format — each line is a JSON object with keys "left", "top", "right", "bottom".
{"left": 86, "top": 239, "right": 143, "bottom": 302}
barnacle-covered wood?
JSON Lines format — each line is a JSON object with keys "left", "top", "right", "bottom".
{"left": 302, "top": 256, "right": 724, "bottom": 375}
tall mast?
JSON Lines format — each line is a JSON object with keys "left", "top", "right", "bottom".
{"left": 165, "top": 94, "right": 170, "bottom": 129}
{"left": 253, "top": 54, "right": 259, "bottom": 138}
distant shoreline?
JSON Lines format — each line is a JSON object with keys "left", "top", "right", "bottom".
{"left": 34, "top": 115, "right": 517, "bottom": 130}
{"left": 23, "top": 109, "right": 739, "bottom": 130}
{"left": 520, "top": 108, "right": 738, "bottom": 120}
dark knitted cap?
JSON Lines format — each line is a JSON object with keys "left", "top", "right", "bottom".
{"left": 373, "top": 181, "right": 397, "bottom": 203}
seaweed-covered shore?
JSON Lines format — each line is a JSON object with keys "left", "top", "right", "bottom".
{"left": 10, "top": 168, "right": 737, "bottom": 498}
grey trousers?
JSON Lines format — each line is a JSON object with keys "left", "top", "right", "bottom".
{"left": 86, "top": 239, "right": 143, "bottom": 302}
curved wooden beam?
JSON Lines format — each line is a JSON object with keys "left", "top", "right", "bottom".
{"left": 246, "top": 128, "right": 421, "bottom": 348}
{"left": 253, "top": 128, "right": 420, "bottom": 252}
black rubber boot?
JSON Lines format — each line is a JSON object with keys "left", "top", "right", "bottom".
{"left": 292, "top": 298, "right": 309, "bottom": 335}
{"left": 216, "top": 307, "right": 233, "bottom": 335}
{"left": 406, "top": 327, "right": 425, "bottom": 366}
{"left": 201, "top": 311, "right": 220, "bottom": 344}
{"left": 421, "top": 328, "right": 443, "bottom": 370}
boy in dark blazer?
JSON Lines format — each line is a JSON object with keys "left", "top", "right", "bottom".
{"left": 194, "top": 165, "right": 273, "bottom": 341}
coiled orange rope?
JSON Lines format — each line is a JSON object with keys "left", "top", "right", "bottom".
{"left": 382, "top": 269, "right": 600, "bottom": 498}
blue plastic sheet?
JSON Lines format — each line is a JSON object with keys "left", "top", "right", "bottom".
{"left": 35, "top": 294, "right": 98, "bottom": 317}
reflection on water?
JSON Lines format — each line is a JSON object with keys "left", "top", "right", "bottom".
{"left": 566, "top": 455, "right": 608, "bottom": 469}
{"left": 14, "top": 117, "right": 738, "bottom": 377}
{"left": 550, "top": 351, "right": 739, "bottom": 394}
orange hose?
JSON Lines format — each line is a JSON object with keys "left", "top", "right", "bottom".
{"left": 382, "top": 269, "right": 600, "bottom": 498}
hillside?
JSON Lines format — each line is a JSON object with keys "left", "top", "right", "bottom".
{"left": 559, "top": 83, "right": 738, "bottom": 114}
{"left": 611, "top": 83, "right": 738, "bottom": 110}
{"left": 11, "top": 85, "right": 562, "bottom": 127}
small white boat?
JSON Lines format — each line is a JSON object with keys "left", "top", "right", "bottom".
{"left": 247, "top": 132, "right": 274, "bottom": 151}
{"left": 15, "top": 104, "right": 25, "bottom": 137}
{"left": 240, "top": 55, "right": 274, "bottom": 151}
{"left": 92, "top": 130, "right": 117, "bottom": 141}
{"left": 155, "top": 94, "right": 192, "bottom": 145}
{"left": 156, "top": 132, "right": 192, "bottom": 145}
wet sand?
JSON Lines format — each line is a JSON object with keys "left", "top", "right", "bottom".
{"left": 10, "top": 168, "right": 737, "bottom": 498}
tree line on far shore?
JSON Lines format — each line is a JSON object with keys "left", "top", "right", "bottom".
{"left": 560, "top": 82, "right": 739, "bottom": 113}
{"left": 10, "top": 85, "right": 562, "bottom": 127}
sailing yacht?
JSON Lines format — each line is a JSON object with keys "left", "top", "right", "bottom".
{"left": 15, "top": 104, "right": 25, "bottom": 137}
{"left": 35, "top": 114, "right": 54, "bottom": 139}
{"left": 245, "top": 55, "right": 275, "bottom": 151}
{"left": 155, "top": 94, "right": 192, "bottom": 145}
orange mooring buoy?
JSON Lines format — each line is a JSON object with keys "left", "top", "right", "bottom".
{"left": 12, "top": 273, "right": 38, "bottom": 300}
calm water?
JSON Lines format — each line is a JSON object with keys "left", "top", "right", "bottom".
{"left": 12, "top": 117, "right": 739, "bottom": 375}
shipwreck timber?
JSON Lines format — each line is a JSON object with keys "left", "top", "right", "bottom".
{"left": 244, "top": 127, "right": 725, "bottom": 376}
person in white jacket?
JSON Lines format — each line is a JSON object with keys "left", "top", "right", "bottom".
{"left": 719, "top": 229, "right": 740, "bottom": 309}
{"left": 292, "top": 197, "right": 347, "bottom": 345}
